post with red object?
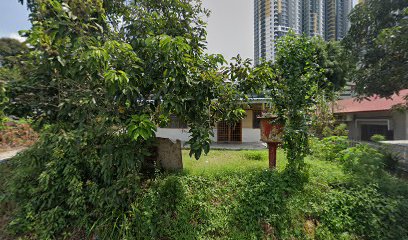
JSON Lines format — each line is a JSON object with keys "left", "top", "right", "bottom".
{"left": 259, "top": 116, "right": 283, "bottom": 169}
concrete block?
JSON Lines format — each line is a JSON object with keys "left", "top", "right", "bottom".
{"left": 156, "top": 137, "right": 183, "bottom": 171}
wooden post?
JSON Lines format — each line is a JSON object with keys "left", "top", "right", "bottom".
{"left": 267, "top": 142, "right": 278, "bottom": 169}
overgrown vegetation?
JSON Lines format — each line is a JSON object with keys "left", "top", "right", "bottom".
{"left": 2, "top": 0, "right": 406, "bottom": 239}
{"left": 2, "top": 148, "right": 407, "bottom": 239}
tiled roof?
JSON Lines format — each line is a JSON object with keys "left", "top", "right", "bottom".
{"left": 334, "top": 89, "right": 408, "bottom": 114}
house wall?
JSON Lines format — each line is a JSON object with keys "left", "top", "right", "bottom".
{"left": 157, "top": 106, "right": 264, "bottom": 143}
{"left": 156, "top": 127, "right": 262, "bottom": 143}
{"left": 339, "top": 110, "right": 408, "bottom": 141}
{"left": 243, "top": 110, "right": 253, "bottom": 128}
{"left": 243, "top": 128, "right": 261, "bottom": 142}
{"left": 393, "top": 111, "right": 407, "bottom": 140}
{"left": 156, "top": 128, "right": 191, "bottom": 142}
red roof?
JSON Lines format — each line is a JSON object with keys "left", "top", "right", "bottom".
{"left": 334, "top": 89, "right": 408, "bottom": 114}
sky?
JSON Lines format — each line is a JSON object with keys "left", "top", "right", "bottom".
{"left": 0, "top": 0, "right": 358, "bottom": 61}
{"left": 0, "top": 0, "right": 254, "bottom": 60}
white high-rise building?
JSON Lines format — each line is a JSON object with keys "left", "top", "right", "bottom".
{"left": 254, "top": 0, "right": 302, "bottom": 65}
{"left": 254, "top": 0, "right": 353, "bottom": 65}
{"left": 303, "top": 0, "right": 325, "bottom": 37}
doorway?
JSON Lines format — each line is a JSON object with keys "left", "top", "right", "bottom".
{"left": 217, "top": 121, "right": 242, "bottom": 143}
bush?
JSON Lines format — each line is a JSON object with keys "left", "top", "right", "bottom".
{"left": 338, "top": 144, "right": 384, "bottom": 181}
{"left": 371, "top": 134, "right": 386, "bottom": 142}
{"left": 311, "top": 136, "right": 349, "bottom": 161}
{"left": 381, "top": 147, "right": 401, "bottom": 173}
{"left": 244, "top": 152, "right": 265, "bottom": 161}
{"left": 5, "top": 126, "right": 153, "bottom": 239}
{"left": 0, "top": 119, "right": 38, "bottom": 147}
{"left": 317, "top": 184, "right": 408, "bottom": 240}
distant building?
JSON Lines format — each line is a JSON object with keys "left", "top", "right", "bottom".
{"left": 157, "top": 100, "right": 271, "bottom": 143}
{"left": 303, "top": 0, "right": 325, "bottom": 37}
{"left": 254, "top": 0, "right": 302, "bottom": 65}
{"left": 334, "top": 89, "right": 408, "bottom": 141}
{"left": 254, "top": 0, "right": 354, "bottom": 64}
{"left": 324, "top": 0, "right": 353, "bottom": 41}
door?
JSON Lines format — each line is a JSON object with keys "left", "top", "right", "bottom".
{"left": 217, "top": 121, "right": 242, "bottom": 143}
{"left": 361, "top": 124, "right": 394, "bottom": 141}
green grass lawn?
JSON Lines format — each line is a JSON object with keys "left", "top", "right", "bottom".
{"left": 183, "top": 149, "right": 285, "bottom": 175}
{"left": 182, "top": 149, "right": 346, "bottom": 184}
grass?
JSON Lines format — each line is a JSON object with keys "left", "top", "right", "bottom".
{"left": 182, "top": 149, "right": 346, "bottom": 183}
{"left": 1, "top": 147, "right": 407, "bottom": 239}
{"left": 183, "top": 149, "right": 284, "bottom": 176}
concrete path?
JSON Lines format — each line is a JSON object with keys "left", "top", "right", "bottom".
{"left": 0, "top": 147, "right": 26, "bottom": 162}
{"left": 183, "top": 142, "right": 267, "bottom": 150}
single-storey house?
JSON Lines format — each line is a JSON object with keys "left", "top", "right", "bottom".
{"left": 334, "top": 90, "right": 408, "bottom": 141}
{"left": 156, "top": 99, "right": 270, "bottom": 143}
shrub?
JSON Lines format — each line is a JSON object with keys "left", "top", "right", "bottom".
{"left": 6, "top": 126, "right": 153, "bottom": 239}
{"left": 338, "top": 144, "right": 384, "bottom": 181}
{"left": 0, "top": 120, "right": 38, "bottom": 148}
{"left": 320, "top": 123, "right": 349, "bottom": 138}
{"left": 311, "top": 136, "right": 349, "bottom": 161}
{"left": 317, "top": 184, "right": 408, "bottom": 240}
{"left": 332, "top": 123, "right": 349, "bottom": 137}
{"left": 371, "top": 134, "right": 386, "bottom": 142}
{"left": 381, "top": 147, "right": 401, "bottom": 173}
{"left": 244, "top": 152, "right": 265, "bottom": 161}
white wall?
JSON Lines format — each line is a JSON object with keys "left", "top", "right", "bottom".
{"left": 156, "top": 128, "right": 191, "bottom": 142}
{"left": 242, "top": 128, "right": 261, "bottom": 142}
{"left": 157, "top": 128, "right": 261, "bottom": 143}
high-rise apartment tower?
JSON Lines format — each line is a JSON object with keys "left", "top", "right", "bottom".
{"left": 254, "top": 0, "right": 353, "bottom": 64}
{"left": 254, "top": 0, "right": 301, "bottom": 65}
{"left": 324, "top": 0, "right": 353, "bottom": 41}
{"left": 303, "top": 0, "right": 325, "bottom": 37}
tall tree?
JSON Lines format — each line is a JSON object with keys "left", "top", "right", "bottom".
{"left": 0, "top": 38, "right": 27, "bottom": 68}
{"left": 0, "top": 38, "right": 28, "bottom": 118}
{"left": 344, "top": 0, "right": 408, "bottom": 98}
{"left": 7, "top": 0, "right": 250, "bottom": 238}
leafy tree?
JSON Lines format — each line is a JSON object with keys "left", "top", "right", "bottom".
{"left": 0, "top": 38, "right": 27, "bottom": 68}
{"left": 344, "top": 0, "right": 408, "bottom": 98}
{"left": 0, "top": 38, "right": 27, "bottom": 119}
{"left": 5, "top": 0, "right": 249, "bottom": 238}
{"left": 258, "top": 33, "right": 337, "bottom": 172}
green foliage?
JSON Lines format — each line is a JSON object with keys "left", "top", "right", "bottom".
{"left": 338, "top": 144, "right": 385, "bottom": 182}
{"left": 0, "top": 78, "right": 6, "bottom": 119}
{"left": 244, "top": 152, "right": 265, "bottom": 161}
{"left": 344, "top": 0, "right": 408, "bottom": 98}
{"left": 6, "top": 125, "right": 152, "bottom": 239}
{"left": 331, "top": 123, "right": 349, "bottom": 137}
{"left": 310, "top": 96, "right": 336, "bottom": 138}
{"left": 317, "top": 184, "right": 408, "bottom": 240}
{"left": 0, "top": 38, "right": 27, "bottom": 68}
{"left": 16, "top": 0, "right": 248, "bottom": 159}
{"left": 371, "top": 134, "right": 386, "bottom": 142}
{"left": 128, "top": 114, "right": 157, "bottom": 141}
{"left": 3, "top": 149, "right": 408, "bottom": 239}
{"left": 381, "top": 147, "right": 401, "bottom": 173}
{"left": 0, "top": 38, "right": 27, "bottom": 118}
{"left": 258, "top": 33, "right": 336, "bottom": 172}
{"left": 311, "top": 136, "right": 349, "bottom": 162}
